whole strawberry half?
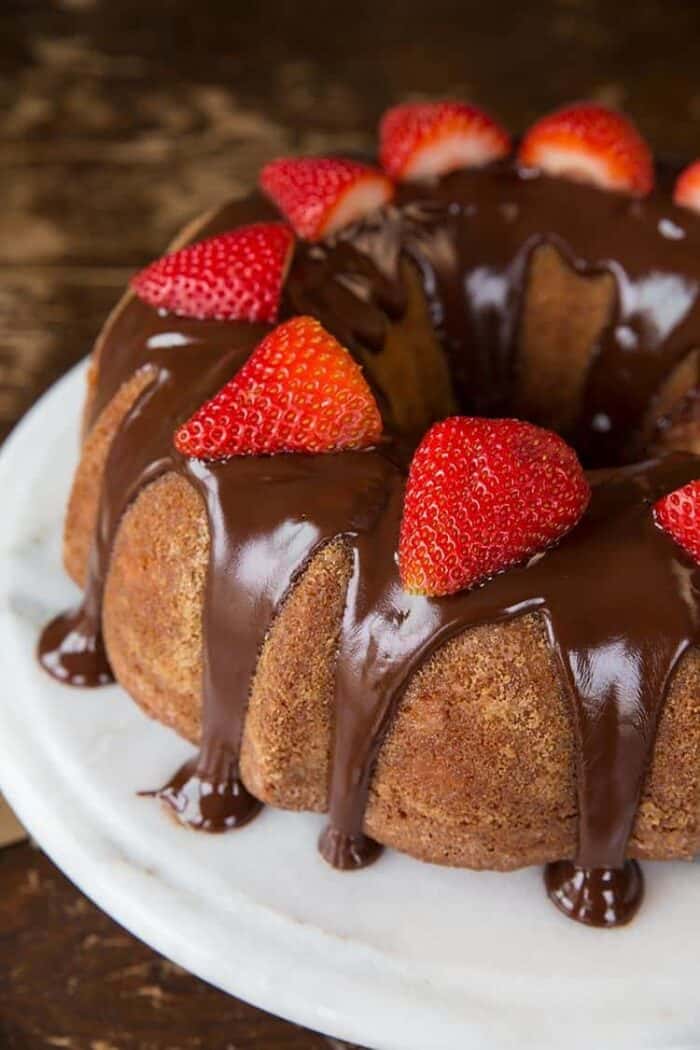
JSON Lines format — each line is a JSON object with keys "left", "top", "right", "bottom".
{"left": 674, "top": 161, "right": 700, "bottom": 214}
{"left": 654, "top": 479, "right": 700, "bottom": 564}
{"left": 399, "top": 417, "right": 590, "bottom": 596}
{"left": 518, "top": 103, "right": 654, "bottom": 196}
{"left": 260, "top": 157, "right": 394, "bottom": 241}
{"left": 174, "top": 316, "right": 382, "bottom": 459}
{"left": 131, "top": 223, "right": 294, "bottom": 323}
{"left": 379, "top": 100, "right": 511, "bottom": 181}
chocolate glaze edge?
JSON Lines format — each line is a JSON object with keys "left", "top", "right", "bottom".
{"left": 38, "top": 162, "right": 700, "bottom": 928}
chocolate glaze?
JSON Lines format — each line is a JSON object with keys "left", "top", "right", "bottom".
{"left": 38, "top": 163, "right": 700, "bottom": 927}
{"left": 544, "top": 860, "right": 644, "bottom": 927}
{"left": 139, "top": 756, "right": 263, "bottom": 832}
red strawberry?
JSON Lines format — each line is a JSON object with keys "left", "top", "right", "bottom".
{"left": 654, "top": 479, "right": 700, "bottom": 563}
{"left": 260, "top": 157, "right": 394, "bottom": 241}
{"left": 379, "top": 100, "right": 511, "bottom": 181}
{"left": 674, "top": 161, "right": 700, "bottom": 213}
{"left": 174, "top": 316, "right": 382, "bottom": 459}
{"left": 518, "top": 103, "right": 654, "bottom": 196}
{"left": 399, "top": 417, "right": 590, "bottom": 596}
{"left": 131, "top": 223, "right": 294, "bottom": 323}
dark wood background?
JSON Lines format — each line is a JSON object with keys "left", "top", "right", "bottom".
{"left": 2, "top": 0, "right": 700, "bottom": 1046}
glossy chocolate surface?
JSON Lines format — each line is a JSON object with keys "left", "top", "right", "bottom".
{"left": 38, "top": 162, "right": 700, "bottom": 927}
{"left": 544, "top": 859, "right": 644, "bottom": 927}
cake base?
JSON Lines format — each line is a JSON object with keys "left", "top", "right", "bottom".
{"left": 2, "top": 362, "right": 700, "bottom": 1050}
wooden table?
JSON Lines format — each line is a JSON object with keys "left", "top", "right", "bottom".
{"left": 2, "top": 0, "right": 700, "bottom": 1045}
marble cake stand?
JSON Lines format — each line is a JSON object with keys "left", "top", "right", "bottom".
{"left": 1, "top": 361, "right": 699, "bottom": 1050}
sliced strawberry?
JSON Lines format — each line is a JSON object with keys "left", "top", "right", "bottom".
{"left": 174, "top": 316, "right": 382, "bottom": 459}
{"left": 399, "top": 417, "right": 590, "bottom": 596}
{"left": 379, "top": 100, "right": 511, "bottom": 181}
{"left": 654, "top": 479, "right": 700, "bottom": 563}
{"left": 260, "top": 157, "right": 394, "bottom": 241}
{"left": 131, "top": 223, "right": 294, "bottom": 323}
{"left": 674, "top": 161, "right": 700, "bottom": 213}
{"left": 518, "top": 103, "right": 654, "bottom": 196}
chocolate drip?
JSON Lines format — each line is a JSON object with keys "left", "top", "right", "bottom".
{"left": 545, "top": 860, "right": 644, "bottom": 927}
{"left": 38, "top": 606, "right": 113, "bottom": 687}
{"left": 38, "top": 163, "right": 700, "bottom": 927}
{"left": 182, "top": 451, "right": 406, "bottom": 828}
{"left": 141, "top": 755, "right": 262, "bottom": 832}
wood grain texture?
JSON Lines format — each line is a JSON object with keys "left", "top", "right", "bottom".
{"left": 2, "top": 0, "right": 700, "bottom": 1044}
{"left": 0, "top": 843, "right": 358, "bottom": 1049}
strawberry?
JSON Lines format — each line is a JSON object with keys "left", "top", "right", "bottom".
{"left": 654, "top": 479, "right": 700, "bottom": 564}
{"left": 399, "top": 417, "right": 590, "bottom": 596}
{"left": 131, "top": 223, "right": 294, "bottom": 323}
{"left": 379, "top": 100, "right": 511, "bottom": 181}
{"left": 674, "top": 161, "right": 700, "bottom": 213}
{"left": 260, "top": 157, "right": 394, "bottom": 241}
{"left": 174, "top": 316, "right": 382, "bottom": 459}
{"left": 518, "top": 103, "right": 654, "bottom": 196}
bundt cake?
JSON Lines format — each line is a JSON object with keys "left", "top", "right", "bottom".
{"left": 39, "top": 100, "right": 700, "bottom": 929}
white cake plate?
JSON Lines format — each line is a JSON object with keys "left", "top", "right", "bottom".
{"left": 1, "top": 362, "right": 699, "bottom": 1050}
